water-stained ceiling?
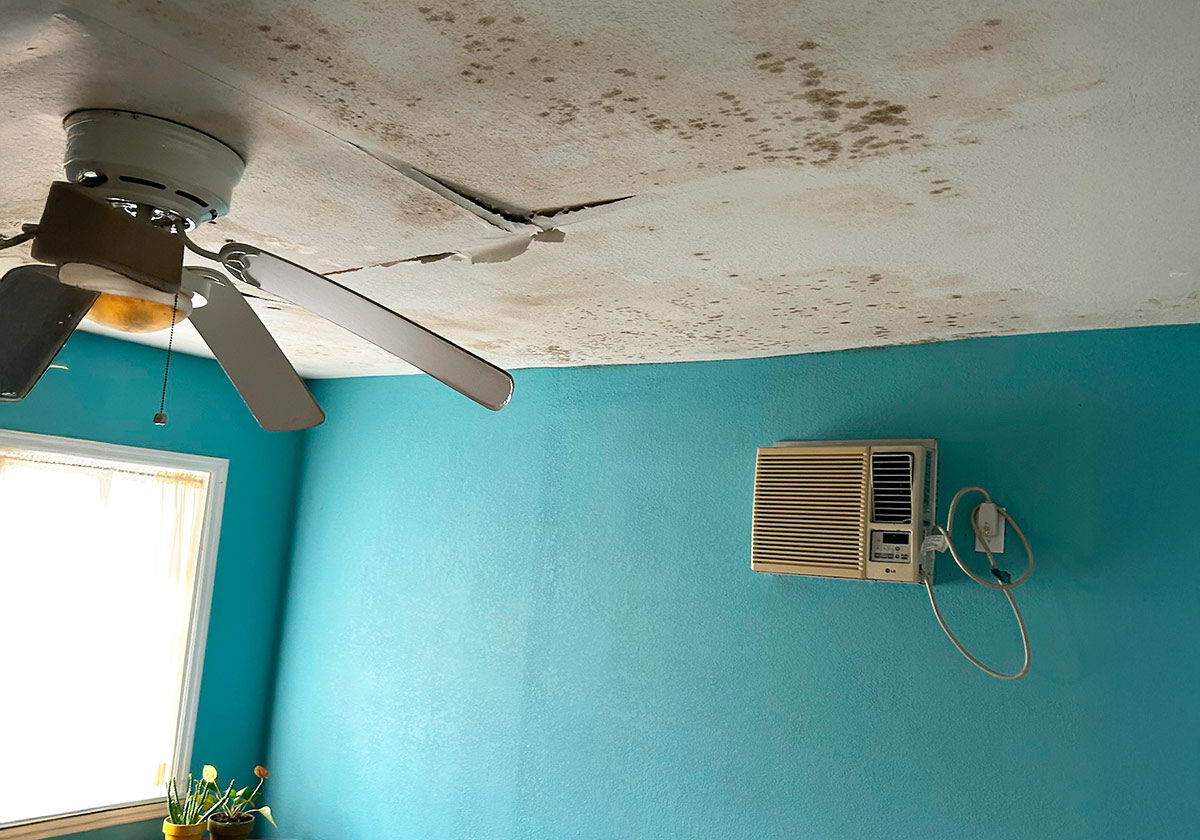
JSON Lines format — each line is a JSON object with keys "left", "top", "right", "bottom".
{"left": 1, "top": 0, "right": 1197, "bottom": 377}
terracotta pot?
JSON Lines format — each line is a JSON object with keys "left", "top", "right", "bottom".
{"left": 208, "top": 815, "right": 256, "bottom": 839}
{"left": 162, "top": 820, "right": 205, "bottom": 840}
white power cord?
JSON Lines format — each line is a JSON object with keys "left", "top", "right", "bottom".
{"left": 920, "top": 486, "right": 1034, "bottom": 680}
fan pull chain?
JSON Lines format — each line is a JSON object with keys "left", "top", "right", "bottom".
{"left": 153, "top": 292, "right": 181, "bottom": 426}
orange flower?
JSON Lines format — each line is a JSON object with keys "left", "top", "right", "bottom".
{"left": 254, "top": 765, "right": 269, "bottom": 779}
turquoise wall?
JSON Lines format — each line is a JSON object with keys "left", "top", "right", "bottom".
{"left": 0, "top": 332, "right": 305, "bottom": 840}
{"left": 266, "top": 324, "right": 1199, "bottom": 840}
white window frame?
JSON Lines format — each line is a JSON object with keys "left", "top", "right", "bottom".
{"left": 0, "top": 429, "right": 228, "bottom": 840}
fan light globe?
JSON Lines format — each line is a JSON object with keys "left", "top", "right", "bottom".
{"left": 58, "top": 263, "right": 191, "bottom": 333}
{"left": 87, "top": 293, "right": 182, "bottom": 333}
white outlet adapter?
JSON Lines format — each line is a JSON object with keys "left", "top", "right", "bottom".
{"left": 974, "top": 501, "right": 1005, "bottom": 553}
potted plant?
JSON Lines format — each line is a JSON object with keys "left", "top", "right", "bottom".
{"left": 201, "top": 764, "right": 276, "bottom": 839}
{"left": 163, "top": 774, "right": 224, "bottom": 839}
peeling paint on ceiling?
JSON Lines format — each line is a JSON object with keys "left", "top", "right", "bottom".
{"left": 1, "top": 0, "right": 1197, "bottom": 378}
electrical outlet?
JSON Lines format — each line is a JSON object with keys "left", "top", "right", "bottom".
{"left": 974, "top": 501, "right": 1005, "bottom": 553}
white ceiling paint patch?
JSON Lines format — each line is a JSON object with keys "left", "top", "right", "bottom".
{"left": 1, "top": 0, "right": 1197, "bottom": 378}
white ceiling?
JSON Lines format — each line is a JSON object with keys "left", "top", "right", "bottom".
{"left": 1, "top": 0, "right": 1197, "bottom": 377}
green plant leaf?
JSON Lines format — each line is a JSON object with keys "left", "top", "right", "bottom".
{"left": 166, "top": 778, "right": 183, "bottom": 824}
{"left": 257, "top": 806, "right": 275, "bottom": 827}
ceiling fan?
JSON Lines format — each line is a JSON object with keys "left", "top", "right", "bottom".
{"left": 0, "top": 109, "right": 514, "bottom": 431}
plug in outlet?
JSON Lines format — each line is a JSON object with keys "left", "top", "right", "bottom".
{"left": 974, "top": 501, "right": 1005, "bottom": 553}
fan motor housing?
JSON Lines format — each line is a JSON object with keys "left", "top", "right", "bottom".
{"left": 63, "top": 109, "right": 245, "bottom": 227}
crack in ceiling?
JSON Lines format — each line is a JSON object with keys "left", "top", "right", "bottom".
{"left": 361, "top": 150, "right": 636, "bottom": 233}
{"left": 324, "top": 152, "right": 637, "bottom": 271}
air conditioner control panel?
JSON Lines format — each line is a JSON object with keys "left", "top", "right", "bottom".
{"left": 867, "top": 530, "right": 920, "bottom": 583}
{"left": 871, "top": 530, "right": 911, "bottom": 563}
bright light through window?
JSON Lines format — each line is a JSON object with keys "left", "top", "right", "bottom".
{"left": 0, "top": 430, "right": 225, "bottom": 832}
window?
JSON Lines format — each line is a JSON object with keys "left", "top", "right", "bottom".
{"left": 0, "top": 430, "right": 226, "bottom": 840}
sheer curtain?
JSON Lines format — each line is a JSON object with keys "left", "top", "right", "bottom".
{"left": 0, "top": 449, "right": 209, "bottom": 823}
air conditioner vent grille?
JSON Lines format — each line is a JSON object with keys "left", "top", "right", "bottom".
{"left": 871, "top": 451, "right": 914, "bottom": 523}
{"left": 752, "top": 449, "right": 868, "bottom": 574}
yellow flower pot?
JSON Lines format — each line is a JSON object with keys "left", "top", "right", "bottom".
{"left": 162, "top": 820, "right": 205, "bottom": 839}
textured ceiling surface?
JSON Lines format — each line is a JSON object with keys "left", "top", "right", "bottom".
{"left": 1, "top": 0, "right": 1197, "bottom": 377}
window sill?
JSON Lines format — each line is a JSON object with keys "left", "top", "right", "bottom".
{"left": 0, "top": 801, "right": 168, "bottom": 840}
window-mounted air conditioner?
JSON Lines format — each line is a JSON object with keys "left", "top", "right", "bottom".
{"left": 751, "top": 439, "right": 938, "bottom": 583}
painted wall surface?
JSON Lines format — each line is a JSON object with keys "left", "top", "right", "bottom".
{"left": 267, "top": 324, "right": 1199, "bottom": 840}
{"left": 0, "top": 333, "right": 305, "bottom": 840}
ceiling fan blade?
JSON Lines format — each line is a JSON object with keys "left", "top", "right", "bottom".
{"left": 220, "top": 245, "right": 514, "bottom": 411}
{"left": 0, "top": 264, "right": 98, "bottom": 401}
{"left": 32, "top": 182, "right": 184, "bottom": 294}
{"left": 183, "top": 268, "right": 325, "bottom": 432}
